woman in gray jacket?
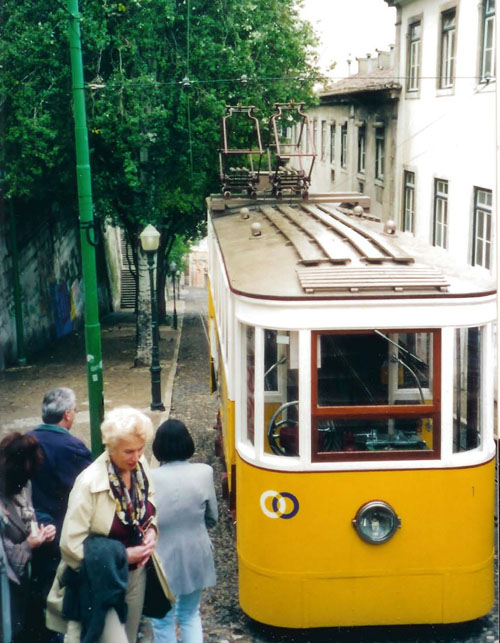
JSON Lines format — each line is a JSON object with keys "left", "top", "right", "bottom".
{"left": 151, "top": 419, "right": 218, "bottom": 643}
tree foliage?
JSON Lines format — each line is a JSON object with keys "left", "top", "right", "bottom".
{"left": 2, "top": 0, "right": 320, "bottom": 359}
{"left": 3, "top": 0, "right": 319, "bottom": 227}
{"left": 1, "top": 2, "right": 74, "bottom": 206}
{"left": 82, "top": 0, "right": 320, "bottom": 240}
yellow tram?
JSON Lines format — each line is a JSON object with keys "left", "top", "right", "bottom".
{"left": 207, "top": 107, "right": 496, "bottom": 628}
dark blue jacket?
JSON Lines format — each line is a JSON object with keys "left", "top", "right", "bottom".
{"left": 62, "top": 536, "right": 128, "bottom": 643}
{"left": 27, "top": 424, "right": 92, "bottom": 537}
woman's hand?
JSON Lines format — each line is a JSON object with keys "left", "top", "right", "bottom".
{"left": 126, "top": 539, "right": 155, "bottom": 567}
{"left": 27, "top": 523, "right": 57, "bottom": 549}
{"left": 142, "top": 528, "right": 157, "bottom": 548}
{"left": 41, "top": 524, "right": 56, "bottom": 542}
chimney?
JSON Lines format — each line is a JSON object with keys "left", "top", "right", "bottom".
{"left": 366, "top": 53, "right": 373, "bottom": 73}
{"left": 357, "top": 56, "right": 369, "bottom": 75}
{"left": 376, "top": 49, "right": 391, "bottom": 69}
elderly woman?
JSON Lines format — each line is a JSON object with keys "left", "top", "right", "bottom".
{"left": 47, "top": 406, "right": 169, "bottom": 643}
{"left": 150, "top": 419, "right": 218, "bottom": 643}
{"left": 0, "top": 432, "right": 56, "bottom": 642}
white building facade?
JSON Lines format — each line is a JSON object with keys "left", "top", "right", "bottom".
{"left": 305, "top": 51, "right": 401, "bottom": 222}
{"left": 386, "top": 0, "right": 495, "bottom": 273}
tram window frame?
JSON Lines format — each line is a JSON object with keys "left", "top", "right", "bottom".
{"left": 310, "top": 329, "right": 441, "bottom": 462}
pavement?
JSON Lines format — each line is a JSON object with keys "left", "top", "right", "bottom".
{"left": 0, "top": 295, "right": 185, "bottom": 447}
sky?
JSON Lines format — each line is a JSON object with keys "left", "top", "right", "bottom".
{"left": 299, "top": 0, "right": 397, "bottom": 79}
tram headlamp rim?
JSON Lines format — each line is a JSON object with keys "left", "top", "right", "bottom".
{"left": 352, "top": 500, "right": 401, "bottom": 545}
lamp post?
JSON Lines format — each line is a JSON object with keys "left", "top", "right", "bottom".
{"left": 140, "top": 225, "right": 165, "bottom": 411}
{"left": 169, "top": 261, "right": 178, "bottom": 330}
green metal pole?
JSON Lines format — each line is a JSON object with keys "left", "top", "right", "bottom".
{"left": 9, "top": 202, "right": 26, "bottom": 366}
{"left": 67, "top": 0, "right": 103, "bottom": 457}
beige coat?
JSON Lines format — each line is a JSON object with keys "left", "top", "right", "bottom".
{"left": 46, "top": 451, "right": 173, "bottom": 633}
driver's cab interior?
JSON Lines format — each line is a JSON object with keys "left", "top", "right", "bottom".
{"left": 243, "top": 325, "right": 482, "bottom": 461}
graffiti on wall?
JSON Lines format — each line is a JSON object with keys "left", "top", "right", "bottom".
{"left": 50, "top": 278, "right": 84, "bottom": 338}
{"left": 70, "top": 278, "right": 84, "bottom": 321}
{"left": 50, "top": 282, "right": 72, "bottom": 338}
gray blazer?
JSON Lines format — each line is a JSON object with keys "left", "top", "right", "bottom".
{"left": 152, "top": 461, "right": 218, "bottom": 596}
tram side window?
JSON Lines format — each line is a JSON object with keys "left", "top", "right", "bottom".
{"left": 264, "top": 330, "right": 299, "bottom": 456}
{"left": 312, "top": 330, "right": 441, "bottom": 460}
{"left": 244, "top": 325, "right": 255, "bottom": 446}
{"left": 453, "top": 327, "right": 482, "bottom": 452}
{"left": 264, "top": 330, "right": 279, "bottom": 392}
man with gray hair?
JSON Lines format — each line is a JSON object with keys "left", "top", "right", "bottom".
{"left": 27, "top": 387, "right": 92, "bottom": 642}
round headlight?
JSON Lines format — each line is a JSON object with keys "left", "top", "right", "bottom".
{"left": 352, "top": 500, "right": 401, "bottom": 544}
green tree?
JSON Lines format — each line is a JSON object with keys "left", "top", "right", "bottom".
{"left": 2, "top": 0, "right": 320, "bottom": 364}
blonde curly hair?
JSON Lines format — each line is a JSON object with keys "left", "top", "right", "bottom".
{"left": 100, "top": 406, "right": 154, "bottom": 449}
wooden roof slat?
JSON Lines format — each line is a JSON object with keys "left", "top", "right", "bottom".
{"left": 303, "top": 205, "right": 386, "bottom": 262}
{"left": 277, "top": 204, "right": 351, "bottom": 264}
{"left": 260, "top": 206, "right": 325, "bottom": 265}
{"left": 318, "top": 204, "right": 414, "bottom": 264}
{"left": 296, "top": 265, "right": 449, "bottom": 293}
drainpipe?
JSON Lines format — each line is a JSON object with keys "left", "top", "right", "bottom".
{"left": 67, "top": 0, "right": 104, "bottom": 456}
{"left": 9, "top": 202, "right": 26, "bottom": 366}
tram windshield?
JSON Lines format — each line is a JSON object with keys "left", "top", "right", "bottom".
{"left": 312, "top": 330, "right": 440, "bottom": 461}
{"left": 243, "top": 324, "right": 486, "bottom": 461}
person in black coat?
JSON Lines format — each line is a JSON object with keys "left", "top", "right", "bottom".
{"left": 27, "top": 387, "right": 92, "bottom": 643}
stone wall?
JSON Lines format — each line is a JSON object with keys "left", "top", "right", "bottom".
{"left": 0, "top": 205, "right": 111, "bottom": 370}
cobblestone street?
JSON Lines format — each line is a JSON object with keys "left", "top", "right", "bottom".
{"left": 0, "top": 286, "right": 497, "bottom": 643}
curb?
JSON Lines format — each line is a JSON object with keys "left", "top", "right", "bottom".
{"left": 149, "top": 297, "right": 185, "bottom": 467}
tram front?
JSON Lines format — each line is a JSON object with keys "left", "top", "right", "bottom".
{"left": 208, "top": 194, "right": 496, "bottom": 628}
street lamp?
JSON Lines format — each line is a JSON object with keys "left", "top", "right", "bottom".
{"left": 169, "top": 261, "right": 178, "bottom": 330}
{"left": 139, "top": 224, "right": 165, "bottom": 411}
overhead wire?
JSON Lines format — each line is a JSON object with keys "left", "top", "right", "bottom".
{"left": 82, "top": 72, "right": 491, "bottom": 93}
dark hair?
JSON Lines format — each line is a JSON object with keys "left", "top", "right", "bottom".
{"left": 42, "top": 387, "right": 76, "bottom": 424}
{"left": 153, "top": 419, "right": 195, "bottom": 463}
{"left": 0, "top": 432, "right": 43, "bottom": 497}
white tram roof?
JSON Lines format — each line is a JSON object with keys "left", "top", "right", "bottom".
{"left": 208, "top": 193, "right": 496, "bottom": 300}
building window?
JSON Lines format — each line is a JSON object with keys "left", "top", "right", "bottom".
{"left": 439, "top": 8, "right": 456, "bottom": 88}
{"left": 357, "top": 126, "right": 366, "bottom": 173}
{"left": 340, "top": 123, "right": 348, "bottom": 168}
{"left": 433, "top": 179, "right": 448, "bottom": 248}
{"left": 407, "top": 21, "right": 421, "bottom": 91}
{"left": 358, "top": 181, "right": 364, "bottom": 193}
{"left": 321, "top": 121, "right": 327, "bottom": 161}
{"left": 330, "top": 123, "right": 336, "bottom": 163}
{"left": 403, "top": 171, "right": 415, "bottom": 232}
{"left": 375, "top": 127, "right": 385, "bottom": 180}
{"left": 472, "top": 188, "right": 492, "bottom": 268}
{"left": 480, "top": 0, "right": 495, "bottom": 81}
{"left": 313, "top": 120, "right": 318, "bottom": 154}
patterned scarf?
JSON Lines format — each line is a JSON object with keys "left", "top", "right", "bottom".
{"left": 107, "top": 455, "right": 149, "bottom": 545}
